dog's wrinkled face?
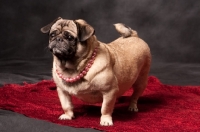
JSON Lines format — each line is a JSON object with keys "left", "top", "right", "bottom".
{"left": 49, "top": 19, "right": 78, "bottom": 60}
{"left": 41, "top": 17, "right": 95, "bottom": 61}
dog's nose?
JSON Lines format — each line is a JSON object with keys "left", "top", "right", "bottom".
{"left": 56, "top": 37, "right": 63, "bottom": 42}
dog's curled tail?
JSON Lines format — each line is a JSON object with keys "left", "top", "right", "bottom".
{"left": 114, "top": 23, "right": 138, "bottom": 38}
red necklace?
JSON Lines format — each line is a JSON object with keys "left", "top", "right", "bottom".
{"left": 56, "top": 47, "right": 98, "bottom": 83}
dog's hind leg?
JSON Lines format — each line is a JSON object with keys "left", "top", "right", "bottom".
{"left": 128, "top": 74, "right": 148, "bottom": 112}
{"left": 128, "top": 61, "right": 150, "bottom": 112}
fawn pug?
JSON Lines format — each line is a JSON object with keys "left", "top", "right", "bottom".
{"left": 41, "top": 18, "right": 151, "bottom": 126}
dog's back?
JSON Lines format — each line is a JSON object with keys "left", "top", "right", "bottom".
{"left": 105, "top": 24, "right": 151, "bottom": 96}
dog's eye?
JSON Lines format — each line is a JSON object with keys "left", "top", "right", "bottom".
{"left": 67, "top": 35, "right": 75, "bottom": 41}
{"left": 50, "top": 33, "right": 56, "bottom": 37}
{"left": 49, "top": 30, "right": 58, "bottom": 38}
{"left": 64, "top": 32, "right": 75, "bottom": 41}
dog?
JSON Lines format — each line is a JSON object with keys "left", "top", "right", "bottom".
{"left": 41, "top": 17, "right": 151, "bottom": 126}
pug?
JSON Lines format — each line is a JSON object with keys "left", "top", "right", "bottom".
{"left": 41, "top": 17, "right": 151, "bottom": 126}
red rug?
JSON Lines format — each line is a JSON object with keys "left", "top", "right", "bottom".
{"left": 0, "top": 76, "right": 200, "bottom": 132}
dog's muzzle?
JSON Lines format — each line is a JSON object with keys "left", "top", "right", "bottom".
{"left": 49, "top": 38, "right": 75, "bottom": 60}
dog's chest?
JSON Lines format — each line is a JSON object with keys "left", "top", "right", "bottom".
{"left": 63, "top": 82, "right": 103, "bottom": 103}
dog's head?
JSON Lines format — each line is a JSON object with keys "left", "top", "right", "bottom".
{"left": 41, "top": 17, "right": 95, "bottom": 61}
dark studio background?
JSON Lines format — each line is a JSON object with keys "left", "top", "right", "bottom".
{"left": 0, "top": 0, "right": 200, "bottom": 132}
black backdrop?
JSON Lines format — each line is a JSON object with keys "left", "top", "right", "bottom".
{"left": 1, "top": 0, "right": 200, "bottom": 62}
{"left": 0, "top": 0, "right": 200, "bottom": 132}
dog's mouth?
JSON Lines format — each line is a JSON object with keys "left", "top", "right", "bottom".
{"left": 48, "top": 37, "right": 77, "bottom": 61}
{"left": 50, "top": 47, "right": 76, "bottom": 61}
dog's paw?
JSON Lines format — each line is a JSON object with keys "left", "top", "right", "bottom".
{"left": 59, "top": 112, "right": 74, "bottom": 120}
{"left": 128, "top": 103, "right": 139, "bottom": 112}
{"left": 128, "top": 106, "right": 139, "bottom": 112}
{"left": 100, "top": 115, "right": 113, "bottom": 126}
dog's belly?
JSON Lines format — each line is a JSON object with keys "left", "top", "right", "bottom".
{"left": 75, "top": 91, "right": 103, "bottom": 104}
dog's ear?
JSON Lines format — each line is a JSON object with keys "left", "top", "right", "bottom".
{"left": 74, "top": 19, "right": 95, "bottom": 42}
{"left": 40, "top": 17, "right": 62, "bottom": 33}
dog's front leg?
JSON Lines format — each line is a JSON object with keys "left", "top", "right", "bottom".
{"left": 57, "top": 87, "right": 74, "bottom": 120}
{"left": 100, "top": 88, "right": 118, "bottom": 126}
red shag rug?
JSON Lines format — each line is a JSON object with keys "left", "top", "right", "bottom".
{"left": 0, "top": 76, "right": 200, "bottom": 132}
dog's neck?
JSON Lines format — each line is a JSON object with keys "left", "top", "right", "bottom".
{"left": 55, "top": 46, "right": 99, "bottom": 83}
{"left": 56, "top": 36, "right": 99, "bottom": 71}
{"left": 60, "top": 59, "right": 77, "bottom": 70}
{"left": 55, "top": 48, "right": 94, "bottom": 71}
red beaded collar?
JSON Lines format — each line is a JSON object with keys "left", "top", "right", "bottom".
{"left": 56, "top": 47, "right": 98, "bottom": 83}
